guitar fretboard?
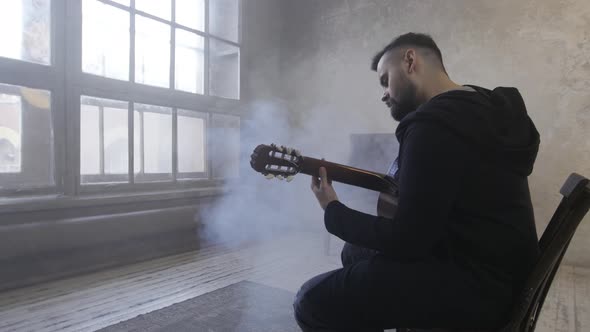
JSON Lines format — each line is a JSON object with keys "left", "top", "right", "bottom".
{"left": 299, "top": 156, "right": 397, "bottom": 193}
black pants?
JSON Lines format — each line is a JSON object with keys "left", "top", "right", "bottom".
{"left": 293, "top": 243, "right": 512, "bottom": 331}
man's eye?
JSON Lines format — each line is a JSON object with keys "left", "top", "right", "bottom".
{"left": 380, "top": 77, "right": 388, "bottom": 87}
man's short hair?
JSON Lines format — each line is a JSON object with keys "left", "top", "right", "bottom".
{"left": 371, "top": 33, "right": 446, "bottom": 73}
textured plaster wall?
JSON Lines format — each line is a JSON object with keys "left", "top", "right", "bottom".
{"left": 277, "top": 0, "right": 590, "bottom": 265}
{"left": 241, "top": 0, "right": 284, "bottom": 103}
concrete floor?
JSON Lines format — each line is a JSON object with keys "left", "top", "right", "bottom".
{"left": 0, "top": 232, "right": 587, "bottom": 332}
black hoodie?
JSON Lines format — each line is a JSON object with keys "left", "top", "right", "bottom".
{"left": 324, "top": 85, "right": 541, "bottom": 293}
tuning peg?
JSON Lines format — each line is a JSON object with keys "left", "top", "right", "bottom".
{"left": 286, "top": 147, "right": 293, "bottom": 154}
{"left": 265, "top": 174, "right": 275, "bottom": 180}
{"left": 286, "top": 176, "right": 294, "bottom": 182}
{"left": 277, "top": 145, "right": 284, "bottom": 152}
{"left": 294, "top": 149, "right": 301, "bottom": 157}
{"left": 276, "top": 175, "right": 284, "bottom": 181}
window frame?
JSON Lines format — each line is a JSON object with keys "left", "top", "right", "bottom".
{"left": 0, "top": 1, "right": 66, "bottom": 198}
{"left": 79, "top": 95, "right": 130, "bottom": 184}
{"left": 0, "top": 84, "right": 54, "bottom": 187}
{"left": 132, "top": 102, "right": 175, "bottom": 183}
{"left": 0, "top": 84, "right": 25, "bottom": 176}
{"left": 0, "top": 0, "right": 242, "bottom": 205}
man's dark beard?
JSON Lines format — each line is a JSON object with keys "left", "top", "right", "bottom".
{"left": 389, "top": 80, "right": 419, "bottom": 122}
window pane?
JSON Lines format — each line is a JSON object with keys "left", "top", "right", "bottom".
{"left": 211, "top": 113, "right": 239, "bottom": 178}
{"left": 209, "top": 0, "right": 239, "bottom": 43}
{"left": 134, "top": 104, "right": 172, "bottom": 179}
{"left": 210, "top": 39, "right": 240, "bottom": 99}
{"left": 135, "top": 15, "right": 171, "bottom": 88}
{"left": 80, "top": 104, "right": 100, "bottom": 175}
{"left": 82, "top": 0, "right": 130, "bottom": 81}
{"left": 0, "top": 94, "right": 22, "bottom": 173}
{"left": 135, "top": 0, "right": 171, "bottom": 21}
{"left": 144, "top": 112, "right": 171, "bottom": 173}
{"left": 177, "top": 110, "right": 205, "bottom": 174}
{"left": 80, "top": 96, "right": 129, "bottom": 183}
{"left": 0, "top": 0, "right": 51, "bottom": 64}
{"left": 176, "top": 0, "right": 205, "bottom": 31}
{"left": 104, "top": 106, "right": 128, "bottom": 175}
{"left": 175, "top": 29, "right": 204, "bottom": 94}
{"left": 134, "top": 110, "right": 141, "bottom": 174}
{"left": 0, "top": 84, "right": 53, "bottom": 188}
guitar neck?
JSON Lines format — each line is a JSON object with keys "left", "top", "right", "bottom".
{"left": 299, "top": 156, "right": 397, "bottom": 193}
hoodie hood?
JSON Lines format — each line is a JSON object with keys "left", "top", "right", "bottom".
{"left": 396, "top": 85, "right": 540, "bottom": 176}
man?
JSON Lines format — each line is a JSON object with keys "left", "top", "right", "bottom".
{"left": 293, "top": 33, "right": 541, "bottom": 331}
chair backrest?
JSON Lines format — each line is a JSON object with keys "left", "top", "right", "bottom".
{"left": 500, "top": 173, "right": 590, "bottom": 332}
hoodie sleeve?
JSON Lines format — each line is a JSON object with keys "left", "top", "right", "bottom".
{"left": 324, "top": 121, "right": 470, "bottom": 261}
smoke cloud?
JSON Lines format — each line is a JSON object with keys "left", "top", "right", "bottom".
{"left": 198, "top": 98, "right": 398, "bottom": 247}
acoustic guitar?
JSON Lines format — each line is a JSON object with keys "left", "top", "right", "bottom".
{"left": 250, "top": 144, "right": 399, "bottom": 218}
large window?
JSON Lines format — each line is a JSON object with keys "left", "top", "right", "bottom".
{"left": 0, "top": 0, "right": 241, "bottom": 200}
{"left": 81, "top": 0, "right": 240, "bottom": 98}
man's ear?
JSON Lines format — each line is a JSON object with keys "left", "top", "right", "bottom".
{"left": 404, "top": 49, "right": 416, "bottom": 73}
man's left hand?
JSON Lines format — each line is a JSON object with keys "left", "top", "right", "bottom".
{"left": 311, "top": 167, "right": 339, "bottom": 210}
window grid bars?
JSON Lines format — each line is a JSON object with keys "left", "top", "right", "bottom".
{"left": 0, "top": 0, "right": 239, "bottom": 196}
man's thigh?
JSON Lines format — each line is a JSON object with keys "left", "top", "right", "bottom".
{"left": 294, "top": 255, "right": 512, "bottom": 331}
{"left": 294, "top": 262, "right": 386, "bottom": 332}
{"left": 341, "top": 242, "right": 379, "bottom": 266}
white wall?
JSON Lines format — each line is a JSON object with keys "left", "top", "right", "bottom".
{"left": 277, "top": 0, "right": 590, "bottom": 266}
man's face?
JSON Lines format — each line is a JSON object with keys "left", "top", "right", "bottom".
{"left": 376, "top": 51, "right": 420, "bottom": 122}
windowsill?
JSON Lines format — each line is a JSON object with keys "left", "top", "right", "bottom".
{"left": 0, "top": 186, "right": 229, "bottom": 215}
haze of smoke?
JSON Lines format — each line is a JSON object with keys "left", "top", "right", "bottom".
{"left": 198, "top": 99, "right": 397, "bottom": 247}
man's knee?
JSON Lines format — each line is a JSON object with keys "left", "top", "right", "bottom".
{"left": 294, "top": 283, "right": 317, "bottom": 331}
{"left": 293, "top": 279, "right": 310, "bottom": 315}
{"left": 293, "top": 272, "right": 334, "bottom": 331}
{"left": 293, "top": 290, "right": 315, "bottom": 331}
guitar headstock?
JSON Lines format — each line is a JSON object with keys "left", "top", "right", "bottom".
{"left": 250, "top": 144, "right": 302, "bottom": 182}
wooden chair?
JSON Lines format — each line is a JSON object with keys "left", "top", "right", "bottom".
{"left": 399, "top": 173, "right": 590, "bottom": 332}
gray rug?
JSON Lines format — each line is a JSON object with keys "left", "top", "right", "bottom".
{"left": 97, "top": 281, "right": 300, "bottom": 332}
